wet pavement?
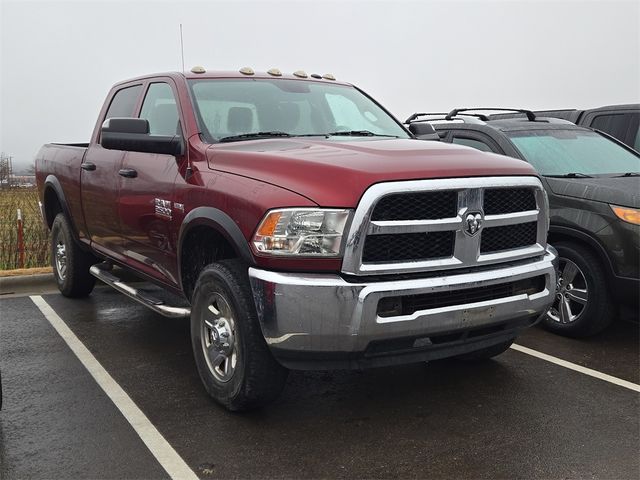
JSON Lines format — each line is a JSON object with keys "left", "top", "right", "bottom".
{"left": 1, "top": 287, "right": 638, "bottom": 479}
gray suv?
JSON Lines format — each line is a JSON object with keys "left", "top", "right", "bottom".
{"left": 406, "top": 109, "right": 640, "bottom": 337}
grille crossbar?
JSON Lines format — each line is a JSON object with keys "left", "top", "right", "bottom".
{"left": 378, "top": 275, "right": 546, "bottom": 317}
{"left": 342, "top": 177, "right": 548, "bottom": 275}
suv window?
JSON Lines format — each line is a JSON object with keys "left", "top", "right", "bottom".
{"left": 140, "top": 83, "right": 181, "bottom": 136}
{"left": 591, "top": 114, "right": 626, "bottom": 140}
{"left": 104, "top": 85, "right": 142, "bottom": 120}
{"left": 590, "top": 113, "right": 640, "bottom": 149}
{"left": 507, "top": 129, "right": 640, "bottom": 176}
{"left": 452, "top": 136, "right": 494, "bottom": 152}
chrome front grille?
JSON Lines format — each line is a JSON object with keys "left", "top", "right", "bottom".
{"left": 342, "top": 176, "right": 548, "bottom": 276}
{"left": 480, "top": 222, "right": 537, "bottom": 253}
{"left": 484, "top": 188, "right": 536, "bottom": 215}
{"left": 362, "top": 231, "right": 455, "bottom": 262}
{"left": 371, "top": 191, "right": 458, "bottom": 221}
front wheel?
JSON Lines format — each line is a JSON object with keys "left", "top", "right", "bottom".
{"left": 50, "top": 213, "right": 96, "bottom": 297}
{"left": 542, "top": 242, "right": 614, "bottom": 337}
{"left": 190, "top": 260, "right": 288, "bottom": 411}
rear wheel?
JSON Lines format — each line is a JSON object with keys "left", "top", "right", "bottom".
{"left": 455, "top": 339, "right": 514, "bottom": 361}
{"left": 50, "top": 213, "right": 96, "bottom": 297}
{"left": 190, "top": 260, "right": 288, "bottom": 411}
{"left": 543, "top": 242, "right": 613, "bottom": 337}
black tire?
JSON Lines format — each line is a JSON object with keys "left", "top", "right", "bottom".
{"left": 455, "top": 339, "right": 514, "bottom": 361}
{"left": 190, "top": 259, "right": 288, "bottom": 411}
{"left": 50, "top": 213, "right": 96, "bottom": 298}
{"left": 542, "top": 242, "right": 614, "bottom": 337}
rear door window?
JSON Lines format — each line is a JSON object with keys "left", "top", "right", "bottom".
{"left": 104, "top": 85, "right": 142, "bottom": 120}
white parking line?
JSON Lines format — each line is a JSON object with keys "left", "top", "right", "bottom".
{"left": 511, "top": 343, "right": 640, "bottom": 393}
{"left": 30, "top": 295, "right": 198, "bottom": 480}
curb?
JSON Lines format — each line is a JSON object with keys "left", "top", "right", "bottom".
{"left": 0, "top": 273, "right": 58, "bottom": 297}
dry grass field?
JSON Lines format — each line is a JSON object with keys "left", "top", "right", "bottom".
{"left": 0, "top": 188, "right": 50, "bottom": 270}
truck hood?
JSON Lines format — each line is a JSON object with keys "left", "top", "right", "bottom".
{"left": 207, "top": 138, "right": 536, "bottom": 207}
{"left": 545, "top": 176, "right": 640, "bottom": 208}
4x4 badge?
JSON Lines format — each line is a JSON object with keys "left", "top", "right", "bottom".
{"left": 464, "top": 212, "right": 483, "bottom": 236}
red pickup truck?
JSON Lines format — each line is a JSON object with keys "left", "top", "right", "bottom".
{"left": 36, "top": 68, "right": 557, "bottom": 410}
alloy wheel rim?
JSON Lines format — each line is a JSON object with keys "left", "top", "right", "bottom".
{"left": 201, "top": 292, "right": 237, "bottom": 383}
{"left": 55, "top": 240, "right": 67, "bottom": 281}
{"left": 547, "top": 258, "right": 588, "bottom": 324}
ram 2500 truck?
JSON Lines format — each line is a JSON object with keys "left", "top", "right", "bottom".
{"left": 36, "top": 68, "right": 557, "bottom": 411}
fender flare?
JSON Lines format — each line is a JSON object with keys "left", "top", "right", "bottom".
{"left": 177, "top": 206, "right": 255, "bottom": 281}
{"left": 43, "top": 175, "right": 81, "bottom": 243}
{"left": 548, "top": 225, "right": 615, "bottom": 278}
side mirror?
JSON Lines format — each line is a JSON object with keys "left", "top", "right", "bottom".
{"left": 408, "top": 122, "right": 440, "bottom": 141}
{"left": 101, "top": 117, "right": 183, "bottom": 156}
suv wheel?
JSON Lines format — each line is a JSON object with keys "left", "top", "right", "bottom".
{"left": 543, "top": 242, "right": 614, "bottom": 337}
{"left": 190, "top": 260, "right": 288, "bottom": 411}
{"left": 51, "top": 213, "right": 96, "bottom": 297}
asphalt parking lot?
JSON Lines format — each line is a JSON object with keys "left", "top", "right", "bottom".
{"left": 1, "top": 283, "right": 638, "bottom": 479}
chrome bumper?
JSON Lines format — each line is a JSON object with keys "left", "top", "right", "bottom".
{"left": 249, "top": 249, "right": 556, "bottom": 364}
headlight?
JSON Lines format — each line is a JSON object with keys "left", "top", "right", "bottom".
{"left": 253, "top": 208, "right": 351, "bottom": 256}
{"left": 610, "top": 205, "right": 640, "bottom": 225}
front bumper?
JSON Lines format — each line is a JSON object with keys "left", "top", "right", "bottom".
{"left": 249, "top": 248, "right": 557, "bottom": 369}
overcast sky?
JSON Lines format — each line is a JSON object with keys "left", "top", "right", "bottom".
{"left": 1, "top": 0, "right": 638, "bottom": 170}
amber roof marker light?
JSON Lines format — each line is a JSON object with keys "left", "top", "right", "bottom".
{"left": 239, "top": 67, "right": 255, "bottom": 75}
{"left": 190, "top": 66, "right": 206, "bottom": 74}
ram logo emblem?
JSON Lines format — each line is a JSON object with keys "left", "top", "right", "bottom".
{"left": 464, "top": 212, "right": 483, "bottom": 236}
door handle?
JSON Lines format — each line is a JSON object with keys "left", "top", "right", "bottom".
{"left": 118, "top": 168, "right": 138, "bottom": 178}
{"left": 81, "top": 162, "right": 96, "bottom": 171}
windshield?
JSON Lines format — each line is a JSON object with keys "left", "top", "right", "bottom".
{"left": 188, "top": 78, "right": 410, "bottom": 142}
{"left": 507, "top": 129, "right": 640, "bottom": 176}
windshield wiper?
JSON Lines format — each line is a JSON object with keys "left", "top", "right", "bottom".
{"left": 325, "top": 130, "right": 399, "bottom": 138}
{"left": 611, "top": 172, "right": 640, "bottom": 177}
{"left": 219, "top": 131, "right": 291, "bottom": 143}
{"left": 544, "top": 173, "right": 593, "bottom": 178}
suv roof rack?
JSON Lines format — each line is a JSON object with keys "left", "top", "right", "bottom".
{"left": 405, "top": 112, "right": 491, "bottom": 124}
{"left": 405, "top": 112, "right": 449, "bottom": 123}
{"left": 445, "top": 108, "right": 536, "bottom": 121}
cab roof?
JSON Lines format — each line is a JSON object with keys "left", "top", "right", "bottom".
{"left": 114, "top": 69, "right": 352, "bottom": 87}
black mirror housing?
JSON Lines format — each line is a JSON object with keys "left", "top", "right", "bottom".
{"left": 408, "top": 122, "right": 440, "bottom": 141}
{"left": 101, "top": 117, "right": 183, "bottom": 156}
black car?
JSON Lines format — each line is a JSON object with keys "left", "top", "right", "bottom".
{"left": 491, "top": 104, "right": 640, "bottom": 151}
{"left": 406, "top": 109, "right": 640, "bottom": 337}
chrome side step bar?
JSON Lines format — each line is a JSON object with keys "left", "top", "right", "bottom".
{"left": 90, "top": 263, "right": 191, "bottom": 318}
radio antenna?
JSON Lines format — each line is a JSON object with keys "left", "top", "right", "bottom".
{"left": 179, "top": 23, "right": 185, "bottom": 73}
